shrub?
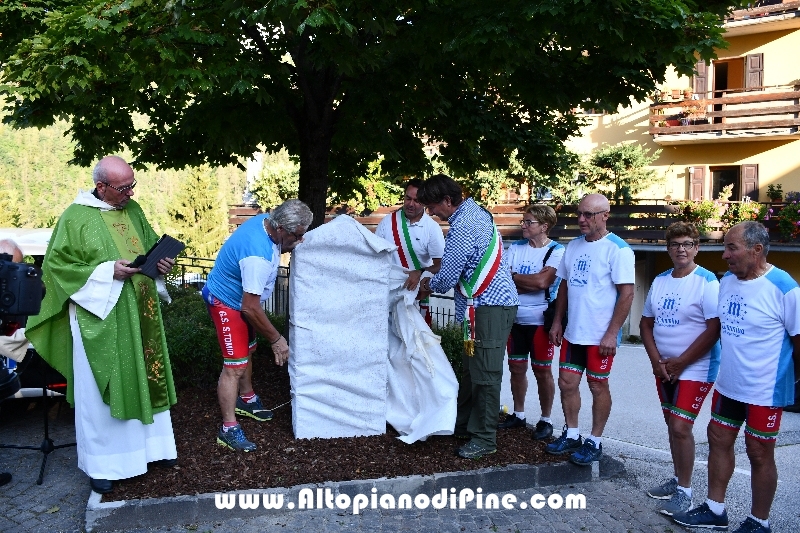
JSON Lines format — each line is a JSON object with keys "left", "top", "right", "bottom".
{"left": 161, "top": 286, "right": 221, "bottom": 389}
{"left": 432, "top": 322, "right": 464, "bottom": 383}
{"left": 161, "top": 285, "right": 290, "bottom": 389}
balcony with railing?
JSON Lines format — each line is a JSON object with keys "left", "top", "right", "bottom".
{"left": 724, "top": 1, "right": 800, "bottom": 36}
{"left": 648, "top": 86, "right": 800, "bottom": 145}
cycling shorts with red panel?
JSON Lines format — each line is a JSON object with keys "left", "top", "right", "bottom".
{"left": 655, "top": 378, "right": 713, "bottom": 424}
{"left": 558, "top": 341, "right": 613, "bottom": 381}
{"left": 710, "top": 390, "right": 783, "bottom": 442}
{"left": 507, "top": 324, "right": 554, "bottom": 368}
{"left": 203, "top": 288, "right": 257, "bottom": 368}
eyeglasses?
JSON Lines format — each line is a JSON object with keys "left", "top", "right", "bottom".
{"left": 575, "top": 210, "right": 607, "bottom": 219}
{"left": 520, "top": 220, "right": 542, "bottom": 227}
{"left": 283, "top": 227, "right": 305, "bottom": 241}
{"left": 101, "top": 180, "right": 137, "bottom": 193}
{"left": 668, "top": 241, "right": 696, "bottom": 250}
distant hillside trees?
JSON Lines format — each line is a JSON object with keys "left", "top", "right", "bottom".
{"left": 167, "top": 167, "right": 229, "bottom": 258}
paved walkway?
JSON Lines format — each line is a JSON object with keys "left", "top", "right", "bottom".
{"left": 1, "top": 344, "right": 798, "bottom": 532}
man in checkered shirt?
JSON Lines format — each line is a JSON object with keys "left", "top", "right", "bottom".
{"left": 418, "top": 174, "right": 518, "bottom": 459}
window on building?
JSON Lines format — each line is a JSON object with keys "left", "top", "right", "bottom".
{"left": 711, "top": 166, "right": 740, "bottom": 200}
{"left": 690, "top": 164, "right": 758, "bottom": 201}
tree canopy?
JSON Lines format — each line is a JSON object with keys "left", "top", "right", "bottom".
{"left": 1, "top": 0, "right": 742, "bottom": 224}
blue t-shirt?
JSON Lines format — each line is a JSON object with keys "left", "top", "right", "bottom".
{"left": 205, "top": 214, "right": 280, "bottom": 311}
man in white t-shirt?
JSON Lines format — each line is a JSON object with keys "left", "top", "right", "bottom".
{"left": 546, "top": 193, "right": 635, "bottom": 466}
{"left": 501, "top": 205, "right": 564, "bottom": 441}
{"left": 640, "top": 222, "right": 721, "bottom": 517}
{"left": 375, "top": 179, "right": 445, "bottom": 322}
{"left": 672, "top": 222, "right": 800, "bottom": 533}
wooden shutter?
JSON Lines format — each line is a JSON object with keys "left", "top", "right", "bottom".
{"left": 693, "top": 60, "right": 707, "bottom": 98}
{"left": 741, "top": 164, "right": 759, "bottom": 201}
{"left": 689, "top": 166, "right": 705, "bottom": 201}
{"left": 745, "top": 54, "right": 764, "bottom": 90}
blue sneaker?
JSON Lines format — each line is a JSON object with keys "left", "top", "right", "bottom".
{"left": 217, "top": 424, "right": 257, "bottom": 452}
{"left": 235, "top": 395, "right": 273, "bottom": 422}
{"left": 545, "top": 426, "right": 582, "bottom": 456}
{"left": 672, "top": 503, "right": 729, "bottom": 531}
{"left": 570, "top": 439, "right": 602, "bottom": 466}
{"left": 732, "top": 517, "right": 770, "bottom": 533}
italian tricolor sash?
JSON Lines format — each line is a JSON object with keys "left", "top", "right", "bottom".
{"left": 391, "top": 209, "right": 432, "bottom": 324}
{"left": 390, "top": 210, "right": 422, "bottom": 270}
{"left": 458, "top": 225, "right": 503, "bottom": 356}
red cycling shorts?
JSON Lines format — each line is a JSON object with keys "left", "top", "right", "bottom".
{"left": 558, "top": 341, "right": 613, "bottom": 381}
{"left": 710, "top": 390, "right": 783, "bottom": 442}
{"left": 204, "top": 289, "right": 257, "bottom": 369}
{"left": 655, "top": 378, "right": 713, "bottom": 424}
{"left": 506, "top": 323, "right": 554, "bottom": 369}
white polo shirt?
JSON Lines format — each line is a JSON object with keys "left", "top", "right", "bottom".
{"left": 375, "top": 210, "right": 445, "bottom": 269}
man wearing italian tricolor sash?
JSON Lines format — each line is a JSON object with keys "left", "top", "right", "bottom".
{"left": 418, "top": 174, "right": 518, "bottom": 459}
{"left": 375, "top": 179, "right": 445, "bottom": 325}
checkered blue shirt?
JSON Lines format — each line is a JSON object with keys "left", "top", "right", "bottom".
{"left": 429, "top": 198, "right": 519, "bottom": 320}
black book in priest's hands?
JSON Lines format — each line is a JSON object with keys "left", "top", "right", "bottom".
{"left": 128, "top": 234, "right": 185, "bottom": 279}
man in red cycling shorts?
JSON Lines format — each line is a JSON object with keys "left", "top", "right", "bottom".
{"left": 672, "top": 222, "right": 800, "bottom": 533}
{"left": 204, "top": 200, "right": 313, "bottom": 452}
{"left": 546, "top": 194, "right": 635, "bottom": 466}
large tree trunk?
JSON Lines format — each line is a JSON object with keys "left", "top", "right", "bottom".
{"left": 290, "top": 41, "right": 342, "bottom": 229}
{"left": 297, "top": 129, "right": 332, "bottom": 229}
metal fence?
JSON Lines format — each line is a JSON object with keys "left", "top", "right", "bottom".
{"left": 173, "top": 257, "right": 456, "bottom": 326}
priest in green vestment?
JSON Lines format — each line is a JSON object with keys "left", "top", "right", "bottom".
{"left": 26, "top": 156, "right": 178, "bottom": 495}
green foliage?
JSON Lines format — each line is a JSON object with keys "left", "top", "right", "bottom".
{"left": 676, "top": 184, "right": 731, "bottom": 233}
{"left": 0, "top": 115, "right": 246, "bottom": 231}
{"left": 167, "top": 166, "right": 228, "bottom": 258}
{"left": 1, "top": 0, "right": 743, "bottom": 225}
{"left": 161, "top": 286, "right": 221, "bottom": 389}
{"left": 582, "top": 144, "right": 663, "bottom": 205}
{"left": 775, "top": 198, "right": 800, "bottom": 241}
{"left": 249, "top": 150, "right": 300, "bottom": 209}
{"left": 720, "top": 200, "right": 764, "bottom": 231}
{"left": 328, "top": 158, "right": 403, "bottom": 214}
{"left": 432, "top": 322, "right": 464, "bottom": 384}
{"left": 767, "top": 183, "right": 783, "bottom": 201}
{"left": 162, "top": 285, "right": 287, "bottom": 389}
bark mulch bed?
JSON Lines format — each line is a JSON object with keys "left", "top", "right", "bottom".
{"left": 108, "top": 358, "right": 564, "bottom": 502}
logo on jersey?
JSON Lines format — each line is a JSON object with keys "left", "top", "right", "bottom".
{"left": 655, "top": 292, "right": 682, "bottom": 326}
{"left": 720, "top": 293, "right": 747, "bottom": 337}
{"left": 569, "top": 254, "right": 591, "bottom": 287}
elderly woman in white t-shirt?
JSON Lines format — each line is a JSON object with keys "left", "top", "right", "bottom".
{"left": 500, "top": 205, "right": 564, "bottom": 441}
{"left": 640, "top": 221, "right": 721, "bottom": 517}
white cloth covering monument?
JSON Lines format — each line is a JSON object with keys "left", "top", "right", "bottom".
{"left": 289, "top": 215, "right": 457, "bottom": 441}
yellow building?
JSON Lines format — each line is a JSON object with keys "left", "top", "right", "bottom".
{"left": 566, "top": 2, "right": 800, "bottom": 335}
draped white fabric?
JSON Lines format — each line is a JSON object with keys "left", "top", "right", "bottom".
{"left": 289, "top": 215, "right": 457, "bottom": 443}
{"left": 289, "top": 215, "right": 394, "bottom": 439}
{"left": 386, "top": 270, "right": 458, "bottom": 443}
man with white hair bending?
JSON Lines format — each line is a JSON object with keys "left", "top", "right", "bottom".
{"left": 204, "top": 199, "right": 313, "bottom": 452}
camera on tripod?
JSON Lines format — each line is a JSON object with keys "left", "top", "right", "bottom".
{"left": 1, "top": 252, "right": 45, "bottom": 398}
{"left": 0, "top": 253, "right": 44, "bottom": 317}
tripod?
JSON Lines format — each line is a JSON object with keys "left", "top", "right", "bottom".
{"left": 0, "top": 351, "right": 76, "bottom": 485}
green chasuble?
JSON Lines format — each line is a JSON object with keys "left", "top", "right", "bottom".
{"left": 26, "top": 199, "right": 176, "bottom": 424}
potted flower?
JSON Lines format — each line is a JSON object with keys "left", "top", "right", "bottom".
{"left": 683, "top": 88, "right": 693, "bottom": 99}
{"left": 720, "top": 200, "right": 765, "bottom": 231}
{"left": 767, "top": 184, "right": 783, "bottom": 203}
{"left": 775, "top": 192, "right": 800, "bottom": 241}
{"left": 676, "top": 195, "right": 729, "bottom": 240}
